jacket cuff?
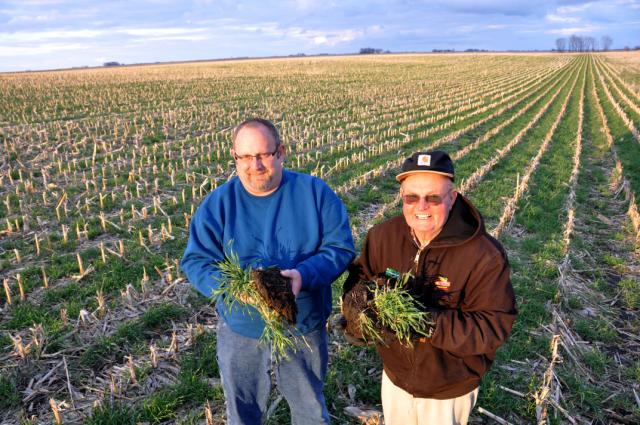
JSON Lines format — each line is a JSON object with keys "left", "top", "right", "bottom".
{"left": 296, "top": 263, "right": 313, "bottom": 291}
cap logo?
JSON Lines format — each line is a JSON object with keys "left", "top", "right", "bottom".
{"left": 417, "top": 154, "right": 431, "bottom": 166}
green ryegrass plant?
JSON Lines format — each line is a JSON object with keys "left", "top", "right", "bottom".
{"left": 180, "top": 332, "right": 219, "bottom": 377}
{"left": 593, "top": 61, "right": 640, "bottom": 207}
{"left": 477, "top": 367, "right": 535, "bottom": 418}
{"left": 85, "top": 402, "right": 138, "bottom": 425}
{"left": 80, "top": 303, "right": 187, "bottom": 368}
{"left": 139, "top": 373, "right": 223, "bottom": 423}
{"left": 619, "top": 278, "right": 639, "bottom": 309}
{"left": 582, "top": 347, "right": 610, "bottom": 375}
{"left": 213, "top": 249, "right": 298, "bottom": 361}
{"left": 558, "top": 369, "right": 608, "bottom": 417}
{"left": 628, "top": 360, "right": 640, "bottom": 382}
{"left": 0, "top": 374, "right": 21, "bottom": 410}
{"left": 574, "top": 317, "right": 618, "bottom": 344}
{"left": 140, "top": 388, "right": 184, "bottom": 423}
{"left": 213, "top": 249, "right": 256, "bottom": 311}
{"left": 357, "top": 274, "right": 434, "bottom": 346}
{"left": 357, "top": 311, "right": 382, "bottom": 344}
{"left": 472, "top": 58, "right": 588, "bottom": 420}
{"left": 372, "top": 280, "right": 433, "bottom": 345}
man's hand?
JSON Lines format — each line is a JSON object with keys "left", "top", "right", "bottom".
{"left": 280, "top": 268, "right": 302, "bottom": 297}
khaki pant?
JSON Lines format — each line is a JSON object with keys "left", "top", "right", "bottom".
{"left": 381, "top": 371, "right": 478, "bottom": 425}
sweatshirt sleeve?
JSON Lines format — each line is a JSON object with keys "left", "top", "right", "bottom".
{"left": 296, "top": 195, "right": 356, "bottom": 292}
{"left": 343, "top": 231, "right": 377, "bottom": 296}
{"left": 180, "top": 198, "right": 225, "bottom": 298}
{"left": 430, "top": 252, "right": 517, "bottom": 356}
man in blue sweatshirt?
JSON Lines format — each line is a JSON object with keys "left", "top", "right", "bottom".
{"left": 181, "top": 118, "right": 355, "bottom": 424}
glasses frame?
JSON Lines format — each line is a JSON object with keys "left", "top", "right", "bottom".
{"left": 401, "top": 190, "right": 452, "bottom": 206}
{"left": 233, "top": 145, "right": 281, "bottom": 163}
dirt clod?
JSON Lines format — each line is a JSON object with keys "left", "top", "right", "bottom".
{"left": 342, "top": 280, "right": 375, "bottom": 339}
{"left": 252, "top": 268, "right": 297, "bottom": 324}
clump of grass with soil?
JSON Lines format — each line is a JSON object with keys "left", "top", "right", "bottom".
{"left": 213, "top": 249, "right": 299, "bottom": 361}
{"left": 343, "top": 273, "right": 434, "bottom": 346}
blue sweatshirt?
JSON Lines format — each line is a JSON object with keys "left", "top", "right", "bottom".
{"left": 181, "top": 170, "right": 355, "bottom": 338}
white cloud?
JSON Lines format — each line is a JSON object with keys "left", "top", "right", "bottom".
{"left": 294, "top": 0, "right": 320, "bottom": 10}
{"left": 0, "top": 42, "right": 87, "bottom": 56}
{"left": 7, "top": 11, "right": 61, "bottom": 24}
{"left": 130, "top": 34, "right": 209, "bottom": 42}
{"left": 546, "top": 13, "right": 579, "bottom": 23}
{"left": 290, "top": 0, "right": 344, "bottom": 11}
{"left": 122, "top": 27, "right": 208, "bottom": 37}
{"left": 313, "top": 35, "right": 328, "bottom": 44}
{"left": 557, "top": 4, "right": 591, "bottom": 14}
{"left": 0, "top": 20, "right": 367, "bottom": 61}
{"left": 293, "top": 28, "right": 363, "bottom": 46}
{"left": 218, "top": 22, "right": 365, "bottom": 46}
{"left": 0, "top": 29, "right": 105, "bottom": 43}
{"left": 3, "top": 0, "right": 70, "bottom": 5}
{"left": 455, "top": 25, "right": 476, "bottom": 33}
{"left": 547, "top": 25, "right": 600, "bottom": 35}
{"left": 0, "top": 26, "right": 211, "bottom": 47}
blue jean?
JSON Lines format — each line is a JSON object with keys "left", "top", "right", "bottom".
{"left": 216, "top": 320, "right": 330, "bottom": 425}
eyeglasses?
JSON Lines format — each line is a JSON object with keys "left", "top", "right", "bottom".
{"left": 233, "top": 146, "right": 280, "bottom": 163}
{"left": 402, "top": 192, "right": 450, "bottom": 206}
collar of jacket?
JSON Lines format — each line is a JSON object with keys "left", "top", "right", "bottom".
{"left": 421, "top": 193, "right": 485, "bottom": 249}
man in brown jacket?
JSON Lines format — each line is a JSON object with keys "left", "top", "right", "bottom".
{"left": 343, "top": 150, "right": 517, "bottom": 425}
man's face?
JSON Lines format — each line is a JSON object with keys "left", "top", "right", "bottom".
{"left": 401, "top": 173, "right": 457, "bottom": 245}
{"left": 231, "top": 124, "right": 285, "bottom": 196}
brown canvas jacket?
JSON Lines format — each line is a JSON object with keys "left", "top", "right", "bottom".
{"left": 344, "top": 194, "right": 517, "bottom": 399}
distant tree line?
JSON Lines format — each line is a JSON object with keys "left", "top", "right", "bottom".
{"left": 359, "top": 47, "right": 390, "bottom": 54}
{"left": 554, "top": 35, "right": 612, "bottom": 52}
{"left": 432, "top": 49, "right": 488, "bottom": 53}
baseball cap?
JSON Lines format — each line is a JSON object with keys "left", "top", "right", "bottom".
{"left": 396, "top": 151, "right": 455, "bottom": 182}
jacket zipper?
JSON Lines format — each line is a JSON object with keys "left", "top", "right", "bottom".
{"left": 411, "top": 230, "right": 425, "bottom": 273}
{"left": 410, "top": 244, "right": 426, "bottom": 371}
{"left": 411, "top": 246, "right": 421, "bottom": 275}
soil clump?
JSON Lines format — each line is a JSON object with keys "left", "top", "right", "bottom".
{"left": 252, "top": 267, "right": 297, "bottom": 324}
{"left": 342, "top": 280, "right": 376, "bottom": 339}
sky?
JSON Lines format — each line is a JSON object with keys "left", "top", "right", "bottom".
{"left": 0, "top": 0, "right": 638, "bottom": 72}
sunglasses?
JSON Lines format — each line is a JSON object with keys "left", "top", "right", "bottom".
{"left": 402, "top": 192, "right": 450, "bottom": 206}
